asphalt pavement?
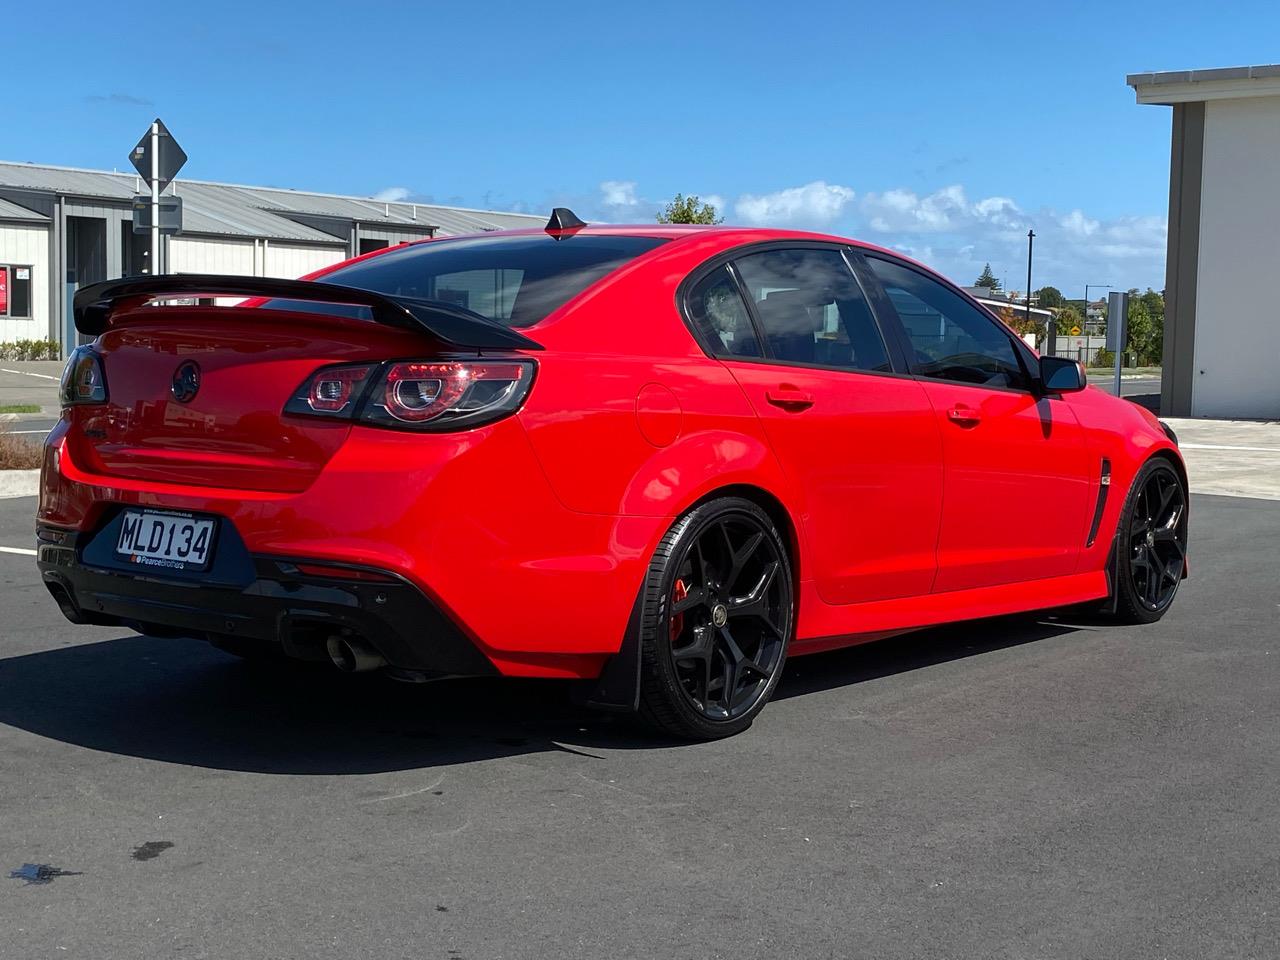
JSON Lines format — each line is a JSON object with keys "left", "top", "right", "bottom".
{"left": 0, "top": 363, "right": 61, "bottom": 439}
{"left": 1, "top": 491, "right": 1277, "bottom": 959}
{"left": 1090, "top": 376, "right": 1163, "bottom": 399}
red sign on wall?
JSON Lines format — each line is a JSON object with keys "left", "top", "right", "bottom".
{"left": 0, "top": 266, "right": 8, "bottom": 314}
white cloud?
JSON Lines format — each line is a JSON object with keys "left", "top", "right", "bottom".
{"left": 600, "top": 180, "right": 640, "bottom": 208}
{"left": 849, "top": 183, "right": 1165, "bottom": 289}
{"left": 373, "top": 186, "right": 411, "bottom": 202}
{"left": 591, "top": 182, "right": 729, "bottom": 223}
{"left": 734, "top": 181, "right": 855, "bottom": 227}
{"left": 701, "top": 194, "right": 727, "bottom": 217}
{"left": 540, "top": 177, "right": 1166, "bottom": 289}
{"left": 1092, "top": 215, "right": 1166, "bottom": 258}
{"left": 1059, "top": 209, "right": 1100, "bottom": 238}
{"left": 862, "top": 185, "right": 1023, "bottom": 235}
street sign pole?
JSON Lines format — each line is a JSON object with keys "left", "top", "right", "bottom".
{"left": 1107, "top": 290, "right": 1129, "bottom": 398}
{"left": 150, "top": 121, "right": 160, "bottom": 274}
{"left": 1025, "top": 229, "right": 1041, "bottom": 354}
{"left": 130, "top": 118, "right": 187, "bottom": 274}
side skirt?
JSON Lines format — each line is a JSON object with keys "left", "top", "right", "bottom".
{"left": 582, "top": 569, "right": 1111, "bottom": 711}
{"left": 790, "top": 570, "right": 1110, "bottom": 657}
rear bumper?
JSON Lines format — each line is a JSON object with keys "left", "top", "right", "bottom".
{"left": 38, "top": 418, "right": 667, "bottom": 679}
{"left": 37, "top": 523, "right": 498, "bottom": 676}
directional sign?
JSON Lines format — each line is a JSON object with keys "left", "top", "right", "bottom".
{"left": 1070, "top": 325, "right": 1081, "bottom": 336}
{"left": 132, "top": 195, "right": 183, "bottom": 235}
{"left": 129, "top": 118, "right": 187, "bottom": 192}
{"left": 1105, "top": 291, "right": 1129, "bottom": 352}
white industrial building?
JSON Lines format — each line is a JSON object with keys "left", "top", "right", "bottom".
{"left": 0, "top": 161, "right": 543, "bottom": 354}
{"left": 1129, "top": 64, "right": 1280, "bottom": 419}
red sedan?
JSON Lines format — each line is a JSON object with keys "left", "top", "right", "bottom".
{"left": 39, "top": 211, "right": 1188, "bottom": 739}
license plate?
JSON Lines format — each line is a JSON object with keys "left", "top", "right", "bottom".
{"left": 115, "top": 510, "right": 216, "bottom": 571}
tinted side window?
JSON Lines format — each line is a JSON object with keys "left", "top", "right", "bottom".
{"left": 734, "top": 248, "right": 890, "bottom": 372}
{"left": 686, "top": 264, "right": 761, "bottom": 357}
{"left": 867, "top": 257, "right": 1028, "bottom": 389}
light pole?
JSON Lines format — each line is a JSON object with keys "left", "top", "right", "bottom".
{"left": 1026, "top": 230, "right": 1041, "bottom": 354}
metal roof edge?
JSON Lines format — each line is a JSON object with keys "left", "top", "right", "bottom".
{"left": 0, "top": 160, "right": 544, "bottom": 224}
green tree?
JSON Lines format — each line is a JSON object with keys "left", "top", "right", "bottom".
{"left": 656, "top": 194, "right": 723, "bottom": 224}
{"left": 995, "top": 304, "right": 1038, "bottom": 338}
{"left": 1054, "top": 304, "right": 1083, "bottom": 336}
{"left": 1125, "top": 287, "right": 1165, "bottom": 366}
{"left": 974, "top": 263, "right": 1001, "bottom": 290}
{"left": 1035, "top": 285, "right": 1065, "bottom": 309}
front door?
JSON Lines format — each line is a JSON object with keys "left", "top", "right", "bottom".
{"left": 862, "top": 255, "right": 1092, "bottom": 593}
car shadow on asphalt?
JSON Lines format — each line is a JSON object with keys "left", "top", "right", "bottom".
{"left": 0, "top": 616, "right": 1083, "bottom": 774}
{"left": 773, "top": 615, "right": 1081, "bottom": 702}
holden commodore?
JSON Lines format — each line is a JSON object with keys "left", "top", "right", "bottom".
{"left": 38, "top": 210, "right": 1188, "bottom": 739}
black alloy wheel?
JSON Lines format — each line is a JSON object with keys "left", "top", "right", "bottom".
{"left": 1113, "top": 458, "right": 1188, "bottom": 623}
{"left": 638, "top": 497, "right": 794, "bottom": 739}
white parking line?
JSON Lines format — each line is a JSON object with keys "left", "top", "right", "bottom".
{"left": 0, "top": 367, "right": 59, "bottom": 381}
{"left": 0, "top": 545, "right": 37, "bottom": 557}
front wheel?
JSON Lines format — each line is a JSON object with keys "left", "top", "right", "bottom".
{"left": 1108, "top": 457, "right": 1189, "bottom": 624}
{"left": 637, "top": 497, "right": 795, "bottom": 740}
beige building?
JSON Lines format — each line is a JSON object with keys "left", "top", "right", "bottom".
{"left": 1129, "top": 65, "right": 1280, "bottom": 419}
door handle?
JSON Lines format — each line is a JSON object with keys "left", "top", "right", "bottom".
{"left": 946, "top": 405, "right": 982, "bottom": 426}
{"left": 766, "top": 387, "right": 815, "bottom": 411}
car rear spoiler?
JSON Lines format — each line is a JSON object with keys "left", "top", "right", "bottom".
{"left": 71, "top": 274, "right": 544, "bottom": 352}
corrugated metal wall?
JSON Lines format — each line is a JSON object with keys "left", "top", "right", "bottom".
{"left": 169, "top": 237, "right": 347, "bottom": 279}
{"left": 263, "top": 243, "right": 347, "bottom": 278}
{"left": 0, "top": 222, "right": 51, "bottom": 344}
{"left": 169, "top": 236, "right": 256, "bottom": 275}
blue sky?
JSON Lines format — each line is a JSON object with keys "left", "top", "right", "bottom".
{"left": 9, "top": 0, "right": 1280, "bottom": 293}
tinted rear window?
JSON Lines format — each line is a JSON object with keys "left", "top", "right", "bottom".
{"left": 313, "top": 233, "right": 668, "bottom": 327}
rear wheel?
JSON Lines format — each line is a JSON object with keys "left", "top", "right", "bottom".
{"left": 1108, "top": 458, "right": 1188, "bottom": 624}
{"left": 638, "top": 497, "right": 794, "bottom": 740}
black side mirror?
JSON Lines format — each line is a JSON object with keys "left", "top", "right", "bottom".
{"left": 1039, "top": 356, "right": 1087, "bottom": 394}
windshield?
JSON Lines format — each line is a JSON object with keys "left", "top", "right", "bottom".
{"left": 295, "top": 233, "right": 668, "bottom": 328}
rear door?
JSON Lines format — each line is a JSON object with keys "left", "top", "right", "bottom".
{"left": 688, "top": 245, "right": 943, "bottom": 606}
{"left": 860, "top": 254, "right": 1093, "bottom": 592}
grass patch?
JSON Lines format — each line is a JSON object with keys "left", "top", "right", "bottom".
{"left": 0, "top": 403, "right": 41, "bottom": 414}
{"left": 0, "top": 422, "right": 42, "bottom": 470}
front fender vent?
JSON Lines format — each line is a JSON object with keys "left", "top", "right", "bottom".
{"left": 1086, "top": 457, "right": 1112, "bottom": 548}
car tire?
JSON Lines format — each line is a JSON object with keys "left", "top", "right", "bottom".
{"left": 1107, "top": 457, "right": 1189, "bottom": 625}
{"left": 637, "top": 497, "right": 794, "bottom": 740}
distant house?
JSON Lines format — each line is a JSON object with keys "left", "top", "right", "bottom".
{"left": 961, "top": 286, "right": 1055, "bottom": 346}
{"left": 0, "top": 161, "right": 544, "bottom": 352}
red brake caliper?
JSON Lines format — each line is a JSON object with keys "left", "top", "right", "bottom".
{"left": 671, "top": 578, "right": 688, "bottom": 641}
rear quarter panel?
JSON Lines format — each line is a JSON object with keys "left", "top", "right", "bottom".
{"left": 517, "top": 232, "right": 802, "bottom": 521}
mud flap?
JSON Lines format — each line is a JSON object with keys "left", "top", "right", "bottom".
{"left": 574, "top": 591, "right": 643, "bottom": 713}
{"left": 1100, "top": 535, "right": 1120, "bottom": 615}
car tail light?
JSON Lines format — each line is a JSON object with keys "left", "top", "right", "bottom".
{"left": 283, "top": 359, "right": 535, "bottom": 431}
{"left": 364, "top": 361, "right": 534, "bottom": 430}
{"left": 283, "top": 363, "right": 376, "bottom": 418}
{"left": 59, "top": 346, "right": 108, "bottom": 407}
